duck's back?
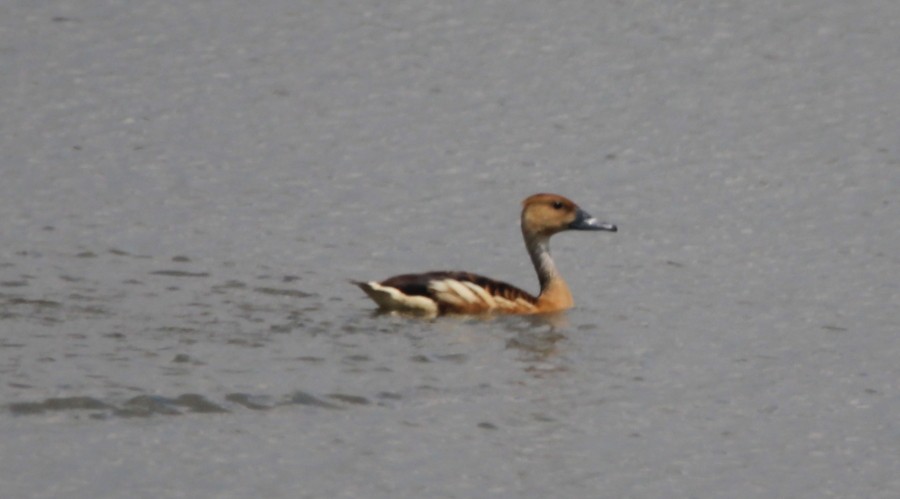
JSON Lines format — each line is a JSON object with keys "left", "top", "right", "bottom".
{"left": 356, "top": 271, "right": 538, "bottom": 315}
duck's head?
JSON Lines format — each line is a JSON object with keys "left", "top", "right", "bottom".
{"left": 521, "top": 193, "right": 617, "bottom": 237}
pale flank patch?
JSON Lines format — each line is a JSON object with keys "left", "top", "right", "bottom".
{"left": 492, "top": 295, "right": 519, "bottom": 311}
{"left": 462, "top": 281, "right": 497, "bottom": 308}
{"left": 443, "top": 279, "right": 480, "bottom": 304}
{"left": 493, "top": 295, "right": 536, "bottom": 312}
{"left": 429, "top": 280, "right": 450, "bottom": 293}
{"left": 430, "top": 280, "right": 468, "bottom": 308}
{"left": 358, "top": 281, "right": 438, "bottom": 315}
{"left": 429, "top": 279, "right": 503, "bottom": 312}
{"left": 514, "top": 297, "right": 537, "bottom": 311}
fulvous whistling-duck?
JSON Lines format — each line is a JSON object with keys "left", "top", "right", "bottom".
{"left": 354, "top": 193, "right": 617, "bottom": 316}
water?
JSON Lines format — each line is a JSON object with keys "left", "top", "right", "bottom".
{"left": 2, "top": 1, "right": 899, "bottom": 497}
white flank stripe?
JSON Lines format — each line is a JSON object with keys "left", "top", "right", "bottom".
{"left": 514, "top": 297, "right": 537, "bottom": 311}
{"left": 493, "top": 296, "right": 518, "bottom": 311}
{"left": 429, "top": 280, "right": 450, "bottom": 293}
{"left": 363, "top": 282, "right": 438, "bottom": 315}
{"left": 443, "top": 279, "right": 479, "bottom": 304}
{"left": 462, "top": 281, "right": 496, "bottom": 308}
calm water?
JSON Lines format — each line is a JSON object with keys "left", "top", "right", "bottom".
{"left": 2, "top": 1, "right": 899, "bottom": 498}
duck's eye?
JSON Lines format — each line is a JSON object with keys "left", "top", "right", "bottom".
{"left": 552, "top": 201, "right": 564, "bottom": 210}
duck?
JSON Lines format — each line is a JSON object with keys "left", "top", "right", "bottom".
{"left": 354, "top": 193, "right": 617, "bottom": 316}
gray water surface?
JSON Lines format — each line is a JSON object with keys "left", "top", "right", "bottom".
{"left": 2, "top": 1, "right": 899, "bottom": 498}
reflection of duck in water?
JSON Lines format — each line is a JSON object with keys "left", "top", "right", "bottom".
{"left": 355, "top": 193, "right": 617, "bottom": 316}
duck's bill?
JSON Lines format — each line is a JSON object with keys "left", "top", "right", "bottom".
{"left": 569, "top": 209, "right": 617, "bottom": 232}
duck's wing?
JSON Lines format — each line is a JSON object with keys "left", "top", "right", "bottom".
{"left": 356, "top": 271, "right": 538, "bottom": 315}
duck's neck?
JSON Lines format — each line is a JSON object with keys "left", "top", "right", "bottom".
{"left": 524, "top": 231, "right": 573, "bottom": 311}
